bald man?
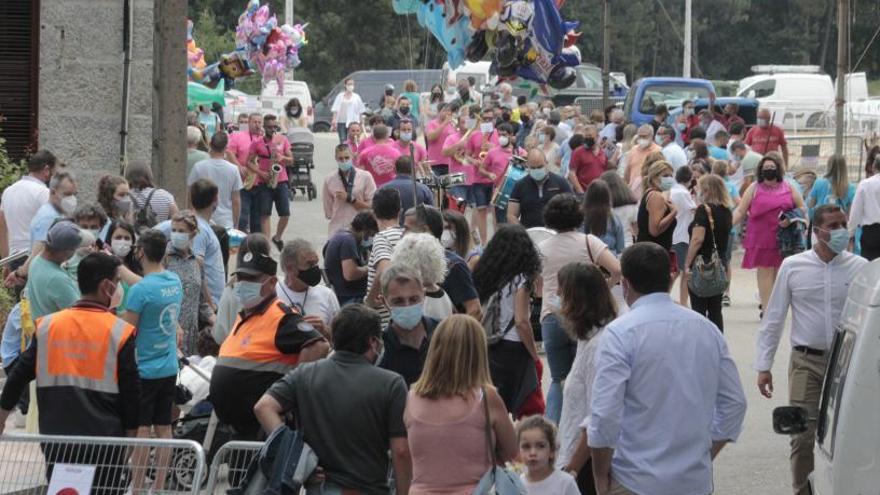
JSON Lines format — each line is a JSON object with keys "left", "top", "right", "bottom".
{"left": 744, "top": 108, "right": 789, "bottom": 166}
{"left": 507, "top": 149, "right": 572, "bottom": 227}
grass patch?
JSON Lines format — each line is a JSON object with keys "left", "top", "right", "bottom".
{"left": 870, "top": 80, "right": 880, "bottom": 97}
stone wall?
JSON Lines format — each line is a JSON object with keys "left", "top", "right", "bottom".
{"left": 38, "top": 0, "right": 154, "bottom": 202}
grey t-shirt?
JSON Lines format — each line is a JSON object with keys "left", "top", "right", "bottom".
{"left": 188, "top": 158, "right": 244, "bottom": 229}
{"left": 267, "top": 351, "right": 408, "bottom": 494}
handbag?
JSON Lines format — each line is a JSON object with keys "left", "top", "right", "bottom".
{"left": 471, "top": 389, "right": 528, "bottom": 495}
{"left": 687, "top": 205, "right": 729, "bottom": 297}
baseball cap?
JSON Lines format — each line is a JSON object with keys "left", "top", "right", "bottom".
{"left": 45, "top": 220, "right": 83, "bottom": 251}
{"left": 235, "top": 250, "right": 278, "bottom": 277}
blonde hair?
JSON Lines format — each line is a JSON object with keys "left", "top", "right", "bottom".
{"left": 644, "top": 160, "right": 674, "bottom": 191}
{"left": 403, "top": 79, "right": 417, "bottom": 92}
{"left": 640, "top": 151, "right": 667, "bottom": 181}
{"left": 391, "top": 233, "right": 448, "bottom": 286}
{"left": 411, "top": 315, "right": 492, "bottom": 399}
{"left": 698, "top": 174, "right": 732, "bottom": 208}
{"left": 825, "top": 154, "right": 850, "bottom": 200}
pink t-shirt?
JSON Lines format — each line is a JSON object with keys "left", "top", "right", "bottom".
{"left": 357, "top": 142, "right": 401, "bottom": 187}
{"left": 394, "top": 140, "right": 427, "bottom": 163}
{"left": 425, "top": 118, "right": 456, "bottom": 165}
{"left": 248, "top": 135, "right": 291, "bottom": 184}
{"left": 358, "top": 136, "right": 377, "bottom": 153}
{"left": 227, "top": 130, "right": 261, "bottom": 167}
{"left": 466, "top": 129, "right": 499, "bottom": 159}
{"left": 442, "top": 132, "right": 470, "bottom": 183}
{"left": 481, "top": 146, "right": 515, "bottom": 186}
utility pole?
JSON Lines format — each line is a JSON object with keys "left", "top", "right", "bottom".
{"left": 834, "top": 0, "right": 847, "bottom": 155}
{"left": 153, "top": 0, "right": 188, "bottom": 203}
{"left": 286, "top": 0, "right": 295, "bottom": 80}
{"left": 683, "top": 0, "right": 692, "bottom": 78}
{"left": 602, "top": 0, "right": 610, "bottom": 110}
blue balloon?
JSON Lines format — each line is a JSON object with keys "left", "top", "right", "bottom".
{"left": 414, "top": 1, "right": 472, "bottom": 68}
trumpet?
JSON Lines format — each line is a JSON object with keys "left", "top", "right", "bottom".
{"left": 269, "top": 163, "right": 282, "bottom": 189}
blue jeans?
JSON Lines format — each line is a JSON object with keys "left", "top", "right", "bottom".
{"left": 336, "top": 124, "right": 348, "bottom": 143}
{"left": 238, "top": 188, "right": 262, "bottom": 233}
{"left": 542, "top": 313, "right": 577, "bottom": 423}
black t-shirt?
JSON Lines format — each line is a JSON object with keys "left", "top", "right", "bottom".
{"left": 689, "top": 204, "right": 732, "bottom": 263}
{"left": 323, "top": 230, "right": 367, "bottom": 299}
{"left": 378, "top": 317, "right": 439, "bottom": 386}
{"left": 440, "top": 250, "right": 479, "bottom": 312}
{"left": 637, "top": 190, "right": 676, "bottom": 250}
{"left": 509, "top": 173, "right": 573, "bottom": 228}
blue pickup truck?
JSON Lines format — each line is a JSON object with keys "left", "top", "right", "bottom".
{"left": 623, "top": 77, "right": 759, "bottom": 127}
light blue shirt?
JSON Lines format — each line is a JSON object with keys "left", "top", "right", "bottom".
{"left": 586, "top": 293, "right": 747, "bottom": 495}
{"left": 156, "top": 216, "right": 225, "bottom": 304}
{"left": 1, "top": 303, "right": 23, "bottom": 368}
{"left": 808, "top": 177, "right": 856, "bottom": 219}
{"left": 125, "top": 270, "right": 183, "bottom": 379}
{"left": 29, "top": 203, "right": 63, "bottom": 247}
{"left": 559, "top": 138, "right": 574, "bottom": 178}
{"left": 708, "top": 145, "right": 729, "bottom": 161}
{"left": 599, "top": 122, "right": 617, "bottom": 143}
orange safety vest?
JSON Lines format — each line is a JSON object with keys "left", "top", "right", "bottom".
{"left": 35, "top": 308, "right": 135, "bottom": 394}
{"left": 218, "top": 300, "right": 300, "bottom": 374}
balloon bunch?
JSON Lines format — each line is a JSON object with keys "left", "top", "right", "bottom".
{"left": 186, "top": 20, "right": 207, "bottom": 74}
{"left": 235, "top": 0, "right": 308, "bottom": 94}
{"left": 392, "top": 0, "right": 581, "bottom": 89}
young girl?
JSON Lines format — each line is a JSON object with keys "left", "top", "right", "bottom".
{"left": 517, "top": 415, "right": 581, "bottom": 495}
{"left": 104, "top": 220, "right": 142, "bottom": 313}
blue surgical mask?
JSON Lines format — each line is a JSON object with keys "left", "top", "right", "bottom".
{"left": 529, "top": 167, "right": 547, "bottom": 182}
{"left": 170, "top": 232, "right": 191, "bottom": 251}
{"left": 655, "top": 135, "right": 665, "bottom": 146}
{"left": 660, "top": 176, "right": 676, "bottom": 191}
{"left": 390, "top": 302, "right": 424, "bottom": 330}
{"left": 338, "top": 160, "right": 353, "bottom": 172}
{"left": 400, "top": 132, "right": 413, "bottom": 142}
{"left": 818, "top": 227, "right": 849, "bottom": 254}
{"left": 234, "top": 280, "right": 266, "bottom": 309}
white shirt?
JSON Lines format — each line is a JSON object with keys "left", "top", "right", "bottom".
{"left": 500, "top": 276, "right": 527, "bottom": 342}
{"left": 331, "top": 91, "right": 366, "bottom": 126}
{"left": 586, "top": 293, "right": 747, "bottom": 495}
{"left": 669, "top": 184, "right": 696, "bottom": 245}
{"left": 848, "top": 175, "right": 880, "bottom": 235}
{"left": 0, "top": 176, "right": 49, "bottom": 254}
{"left": 661, "top": 142, "right": 689, "bottom": 170}
{"left": 275, "top": 281, "right": 341, "bottom": 328}
{"left": 188, "top": 157, "right": 244, "bottom": 228}
{"left": 704, "top": 119, "right": 725, "bottom": 144}
{"left": 754, "top": 249, "right": 867, "bottom": 371}
{"left": 423, "top": 287, "right": 454, "bottom": 321}
{"left": 520, "top": 469, "right": 580, "bottom": 495}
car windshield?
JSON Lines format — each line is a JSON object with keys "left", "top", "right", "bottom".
{"left": 638, "top": 85, "right": 711, "bottom": 113}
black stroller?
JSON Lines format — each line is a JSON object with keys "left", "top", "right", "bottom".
{"left": 286, "top": 127, "right": 317, "bottom": 201}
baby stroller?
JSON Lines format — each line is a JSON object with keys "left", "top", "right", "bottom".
{"left": 286, "top": 127, "right": 317, "bottom": 201}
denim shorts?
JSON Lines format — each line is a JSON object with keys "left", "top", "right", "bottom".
{"left": 672, "top": 242, "right": 688, "bottom": 271}
{"left": 256, "top": 182, "right": 291, "bottom": 217}
{"left": 471, "top": 183, "right": 494, "bottom": 208}
{"left": 449, "top": 185, "right": 474, "bottom": 206}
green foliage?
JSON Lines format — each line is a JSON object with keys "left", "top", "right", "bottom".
{"left": 869, "top": 80, "right": 880, "bottom": 96}
{"left": 0, "top": 127, "right": 26, "bottom": 198}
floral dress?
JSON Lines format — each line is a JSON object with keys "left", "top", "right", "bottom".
{"left": 165, "top": 249, "right": 213, "bottom": 355}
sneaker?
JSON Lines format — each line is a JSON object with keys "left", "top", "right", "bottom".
{"left": 722, "top": 294, "right": 731, "bottom": 307}
{"left": 272, "top": 236, "right": 284, "bottom": 252}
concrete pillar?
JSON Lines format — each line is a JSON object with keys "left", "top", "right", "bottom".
{"left": 152, "top": 0, "right": 188, "bottom": 204}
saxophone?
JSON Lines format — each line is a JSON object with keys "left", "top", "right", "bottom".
{"left": 269, "top": 163, "right": 282, "bottom": 189}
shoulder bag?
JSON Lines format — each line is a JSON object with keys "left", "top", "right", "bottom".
{"left": 687, "top": 205, "right": 729, "bottom": 297}
{"left": 472, "top": 388, "right": 528, "bottom": 495}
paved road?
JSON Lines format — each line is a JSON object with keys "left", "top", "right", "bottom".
{"left": 1, "top": 132, "right": 796, "bottom": 493}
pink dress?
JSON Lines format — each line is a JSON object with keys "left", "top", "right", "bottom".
{"left": 742, "top": 181, "right": 794, "bottom": 269}
{"left": 405, "top": 389, "right": 492, "bottom": 495}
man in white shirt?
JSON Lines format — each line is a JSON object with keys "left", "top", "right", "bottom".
{"left": 188, "top": 131, "right": 243, "bottom": 229}
{"left": 698, "top": 109, "right": 725, "bottom": 145}
{"left": 0, "top": 150, "right": 57, "bottom": 260}
{"left": 669, "top": 166, "right": 696, "bottom": 305}
{"left": 599, "top": 108, "right": 624, "bottom": 143}
{"left": 656, "top": 125, "right": 688, "bottom": 169}
{"left": 755, "top": 204, "right": 868, "bottom": 495}
{"left": 276, "top": 238, "right": 340, "bottom": 340}
{"left": 848, "top": 156, "right": 880, "bottom": 260}
{"left": 587, "top": 242, "right": 746, "bottom": 495}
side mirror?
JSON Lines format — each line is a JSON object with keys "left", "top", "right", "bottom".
{"left": 773, "top": 406, "right": 809, "bottom": 435}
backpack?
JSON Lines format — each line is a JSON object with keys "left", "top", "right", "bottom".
{"left": 480, "top": 285, "right": 516, "bottom": 346}
{"left": 132, "top": 188, "right": 158, "bottom": 233}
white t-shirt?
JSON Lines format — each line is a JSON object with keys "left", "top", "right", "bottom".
{"left": 188, "top": 158, "right": 244, "bottom": 229}
{"left": 612, "top": 204, "right": 639, "bottom": 248}
{"left": 0, "top": 176, "right": 49, "bottom": 254}
{"left": 500, "top": 275, "right": 528, "bottom": 342}
{"left": 331, "top": 92, "right": 366, "bottom": 126}
{"left": 520, "top": 469, "right": 580, "bottom": 495}
{"left": 275, "top": 281, "right": 341, "bottom": 327}
{"left": 424, "top": 287, "right": 454, "bottom": 321}
{"left": 669, "top": 183, "right": 696, "bottom": 245}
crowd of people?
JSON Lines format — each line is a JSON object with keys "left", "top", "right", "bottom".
{"left": 0, "top": 76, "right": 878, "bottom": 495}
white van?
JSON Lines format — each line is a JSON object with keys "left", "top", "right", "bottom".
{"left": 737, "top": 67, "right": 834, "bottom": 130}
{"left": 773, "top": 258, "right": 880, "bottom": 495}
{"left": 261, "top": 79, "right": 314, "bottom": 127}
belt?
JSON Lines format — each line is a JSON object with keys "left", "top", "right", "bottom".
{"left": 793, "top": 345, "right": 825, "bottom": 356}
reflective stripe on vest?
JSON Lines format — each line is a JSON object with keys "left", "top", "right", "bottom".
{"left": 217, "top": 301, "right": 299, "bottom": 374}
{"left": 35, "top": 311, "right": 131, "bottom": 394}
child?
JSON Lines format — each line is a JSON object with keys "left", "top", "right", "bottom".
{"left": 517, "top": 415, "right": 581, "bottom": 495}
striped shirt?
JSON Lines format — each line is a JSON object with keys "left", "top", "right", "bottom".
{"left": 130, "top": 187, "right": 177, "bottom": 225}
{"left": 367, "top": 226, "right": 404, "bottom": 325}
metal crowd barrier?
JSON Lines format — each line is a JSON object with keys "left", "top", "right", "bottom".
{"left": 785, "top": 133, "right": 866, "bottom": 181}
{"left": 203, "top": 440, "right": 261, "bottom": 494}
{"left": 0, "top": 433, "right": 205, "bottom": 495}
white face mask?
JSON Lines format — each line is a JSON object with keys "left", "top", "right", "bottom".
{"left": 109, "top": 282, "right": 124, "bottom": 309}
{"left": 60, "top": 195, "right": 78, "bottom": 215}
{"left": 638, "top": 138, "right": 650, "bottom": 149}
{"left": 110, "top": 239, "right": 132, "bottom": 258}
{"left": 498, "top": 136, "right": 510, "bottom": 147}
{"left": 440, "top": 229, "right": 456, "bottom": 249}
{"left": 345, "top": 84, "right": 354, "bottom": 92}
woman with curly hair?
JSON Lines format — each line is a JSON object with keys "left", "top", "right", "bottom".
{"left": 391, "top": 233, "right": 454, "bottom": 320}
{"left": 473, "top": 224, "right": 542, "bottom": 414}
{"left": 97, "top": 175, "right": 133, "bottom": 239}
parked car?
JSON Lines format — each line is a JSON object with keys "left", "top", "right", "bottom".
{"left": 773, "top": 258, "right": 880, "bottom": 495}
{"left": 312, "top": 69, "right": 443, "bottom": 132}
{"left": 261, "top": 80, "right": 314, "bottom": 128}
{"left": 667, "top": 96, "right": 760, "bottom": 128}
{"left": 623, "top": 77, "right": 715, "bottom": 126}
{"left": 549, "top": 64, "right": 628, "bottom": 107}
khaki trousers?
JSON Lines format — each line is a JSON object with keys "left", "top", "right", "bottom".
{"left": 788, "top": 350, "right": 829, "bottom": 495}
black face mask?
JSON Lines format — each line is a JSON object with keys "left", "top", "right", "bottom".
{"left": 298, "top": 265, "right": 322, "bottom": 287}
{"left": 399, "top": 107, "right": 410, "bottom": 115}
{"left": 501, "top": 112, "right": 511, "bottom": 122}
{"left": 584, "top": 137, "right": 596, "bottom": 148}
{"left": 761, "top": 168, "right": 778, "bottom": 181}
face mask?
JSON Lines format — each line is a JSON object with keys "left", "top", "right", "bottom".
{"left": 346, "top": 84, "right": 355, "bottom": 92}
{"left": 529, "top": 167, "right": 547, "bottom": 182}
{"left": 660, "top": 176, "right": 676, "bottom": 191}
{"left": 538, "top": 134, "right": 546, "bottom": 144}
{"left": 297, "top": 265, "right": 323, "bottom": 287}
{"left": 498, "top": 136, "right": 510, "bottom": 147}
{"left": 677, "top": 122, "right": 686, "bottom": 132}
{"left": 390, "top": 301, "right": 424, "bottom": 330}
{"left": 584, "top": 137, "right": 596, "bottom": 148}
{"left": 235, "top": 280, "right": 266, "bottom": 309}
{"left": 757, "top": 118, "right": 769, "bottom": 127}
{"left": 441, "top": 229, "right": 456, "bottom": 248}
{"left": 638, "top": 138, "right": 650, "bottom": 149}
{"left": 697, "top": 192, "right": 704, "bottom": 203}
{"left": 818, "top": 227, "right": 849, "bottom": 254}
{"left": 288, "top": 107, "right": 301, "bottom": 118}
{"left": 655, "top": 135, "right": 665, "bottom": 146}
{"left": 109, "top": 282, "right": 124, "bottom": 309}
{"left": 400, "top": 131, "right": 412, "bottom": 142}
{"left": 687, "top": 148, "right": 696, "bottom": 160}
{"left": 111, "top": 239, "right": 132, "bottom": 258}
{"left": 361, "top": 237, "right": 373, "bottom": 248}
{"left": 684, "top": 108, "right": 695, "bottom": 117}
{"left": 399, "top": 107, "right": 410, "bottom": 115}
{"left": 465, "top": 118, "right": 476, "bottom": 129}
{"left": 87, "top": 229, "right": 100, "bottom": 240}
{"left": 338, "top": 160, "right": 353, "bottom": 172}
{"left": 60, "top": 195, "right": 78, "bottom": 215}
{"left": 761, "top": 168, "right": 778, "bottom": 181}
{"left": 480, "top": 122, "right": 494, "bottom": 134}
{"left": 170, "top": 231, "right": 191, "bottom": 251}
{"left": 113, "top": 198, "right": 132, "bottom": 215}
